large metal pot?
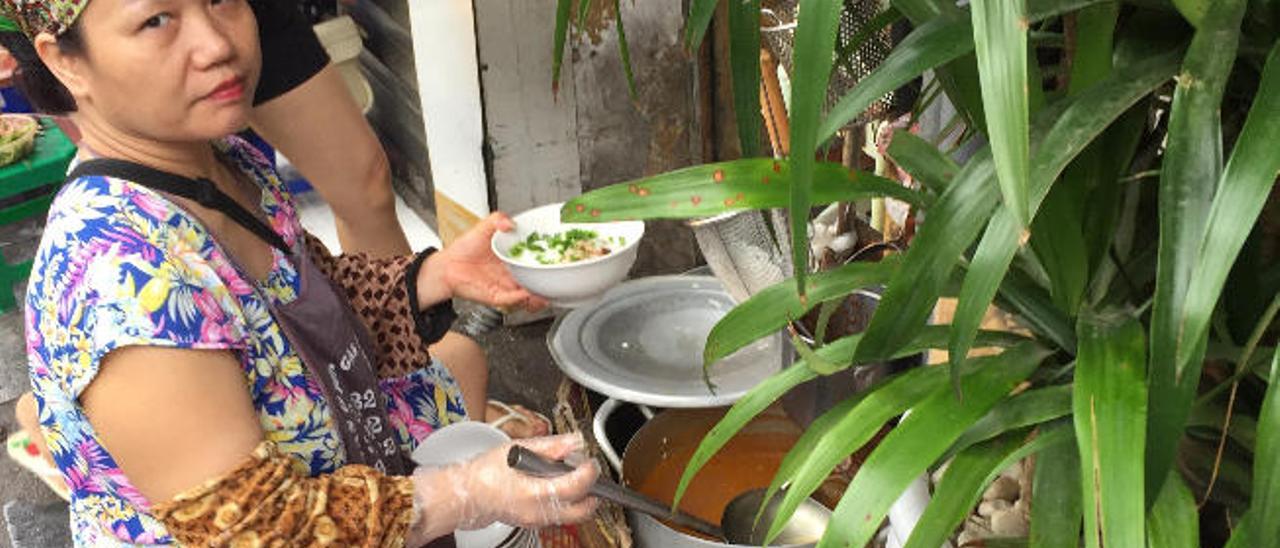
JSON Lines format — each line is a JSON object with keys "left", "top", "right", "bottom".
{"left": 594, "top": 400, "right": 816, "bottom": 548}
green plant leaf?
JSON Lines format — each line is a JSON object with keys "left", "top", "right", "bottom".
{"left": 1030, "top": 421, "right": 1082, "bottom": 548}
{"left": 1173, "top": 0, "right": 1210, "bottom": 27}
{"left": 946, "top": 384, "right": 1073, "bottom": 461}
{"left": 853, "top": 149, "right": 1000, "bottom": 363}
{"left": 1146, "top": 0, "right": 1247, "bottom": 501}
{"left": 703, "top": 257, "right": 902, "bottom": 366}
{"left": 1147, "top": 475, "right": 1199, "bottom": 548}
{"left": 949, "top": 211, "right": 1021, "bottom": 392}
{"left": 684, "top": 0, "right": 717, "bottom": 51}
{"left": 1225, "top": 512, "right": 1256, "bottom": 548}
{"left": 761, "top": 356, "right": 953, "bottom": 536}
{"left": 1251, "top": 347, "right": 1280, "bottom": 543}
{"left": 885, "top": 129, "right": 960, "bottom": 194}
{"left": 996, "top": 266, "right": 1079, "bottom": 351}
{"left": 727, "top": 0, "right": 762, "bottom": 157}
{"left": 946, "top": 48, "right": 1182, "bottom": 377}
{"left": 815, "top": 343, "right": 1050, "bottom": 547}
{"left": 1030, "top": 2, "right": 1119, "bottom": 316}
{"left": 560, "top": 159, "right": 927, "bottom": 222}
{"left": 904, "top": 433, "right": 1024, "bottom": 548}
{"left": 818, "top": 13, "right": 975, "bottom": 144}
{"left": 676, "top": 326, "right": 1024, "bottom": 512}
{"left": 672, "top": 361, "right": 819, "bottom": 512}
{"left": 1074, "top": 310, "right": 1147, "bottom": 548}
{"left": 787, "top": 0, "right": 845, "bottom": 295}
{"left": 612, "top": 0, "right": 637, "bottom": 100}
{"left": 552, "top": 0, "right": 573, "bottom": 95}
{"left": 1177, "top": 41, "right": 1280, "bottom": 397}
{"left": 576, "top": 0, "right": 591, "bottom": 26}
{"left": 907, "top": 425, "right": 1074, "bottom": 548}
{"left": 970, "top": 0, "right": 1031, "bottom": 227}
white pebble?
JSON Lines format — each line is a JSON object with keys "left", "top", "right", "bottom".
{"left": 991, "top": 508, "right": 1030, "bottom": 537}
{"left": 978, "top": 499, "right": 1011, "bottom": 517}
{"left": 983, "top": 476, "right": 1020, "bottom": 502}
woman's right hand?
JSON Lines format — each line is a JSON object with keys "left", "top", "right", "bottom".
{"left": 407, "top": 433, "right": 600, "bottom": 544}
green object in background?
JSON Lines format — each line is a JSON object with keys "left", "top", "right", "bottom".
{"left": 0, "top": 117, "right": 76, "bottom": 312}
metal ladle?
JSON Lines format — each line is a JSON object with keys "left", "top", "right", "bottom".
{"left": 507, "top": 446, "right": 831, "bottom": 546}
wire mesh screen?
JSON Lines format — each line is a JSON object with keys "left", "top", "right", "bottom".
{"left": 761, "top": 0, "right": 914, "bottom": 127}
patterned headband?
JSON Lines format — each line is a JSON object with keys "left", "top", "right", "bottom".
{"left": 0, "top": 0, "right": 88, "bottom": 38}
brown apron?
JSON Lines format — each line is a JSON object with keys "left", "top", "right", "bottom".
{"left": 68, "top": 159, "right": 455, "bottom": 545}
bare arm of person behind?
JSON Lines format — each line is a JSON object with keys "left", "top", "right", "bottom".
{"left": 83, "top": 346, "right": 597, "bottom": 545}
{"left": 250, "top": 63, "right": 412, "bottom": 257}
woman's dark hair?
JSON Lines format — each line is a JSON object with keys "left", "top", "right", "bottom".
{"left": 0, "top": 24, "right": 83, "bottom": 114}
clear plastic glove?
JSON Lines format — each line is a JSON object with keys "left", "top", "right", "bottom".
{"left": 406, "top": 434, "right": 600, "bottom": 545}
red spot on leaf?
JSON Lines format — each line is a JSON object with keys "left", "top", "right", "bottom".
{"left": 762, "top": 175, "right": 770, "bottom": 185}
{"left": 575, "top": 204, "right": 585, "bottom": 213}
{"left": 772, "top": 161, "right": 782, "bottom": 173}
{"left": 691, "top": 196, "right": 702, "bottom": 206}
{"left": 713, "top": 170, "right": 725, "bottom": 183}
{"left": 724, "top": 197, "right": 735, "bottom": 206}
{"left": 628, "top": 184, "right": 639, "bottom": 194}
{"left": 590, "top": 209, "right": 601, "bottom": 217}
{"left": 638, "top": 188, "right": 650, "bottom": 197}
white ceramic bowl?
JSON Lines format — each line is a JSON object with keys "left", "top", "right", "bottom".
{"left": 492, "top": 202, "right": 645, "bottom": 308}
{"left": 412, "top": 422, "right": 518, "bottom": 548}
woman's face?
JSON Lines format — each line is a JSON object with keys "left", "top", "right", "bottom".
{"left": 63, "top": 0, "right": 260, "bottom": 142}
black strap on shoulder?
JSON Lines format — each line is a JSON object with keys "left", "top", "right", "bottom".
{"left": 69, "top": 158, "right": 291, "bottom": 254}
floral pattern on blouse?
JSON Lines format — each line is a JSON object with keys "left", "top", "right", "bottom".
{"left": 25, "top": 138, "right": 467, "bottom": 546}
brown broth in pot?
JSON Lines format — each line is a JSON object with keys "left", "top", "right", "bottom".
{"left": 623, "top": 407, "right": 802, "bottom": 536}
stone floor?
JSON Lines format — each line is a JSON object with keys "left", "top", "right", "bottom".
{"left": 0, "top": 191, "right": 567, "bottom": 547}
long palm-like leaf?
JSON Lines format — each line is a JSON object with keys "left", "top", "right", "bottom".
{"left": 683, "top": 0, "right": 717, "bottom": 51}
{"left": 702, "top": 257, "right": 902, "bottom": 366}
{"left": 727, "top": 0, "right": 762, "bottom": 157}
{"left": 904, "top": 433, "right": 1023, "bottom": 548}
{"left": 970, "top": 0, "right": 1031, "bottom": 227}
{"left": 946, "top": 384, "right": 1073, "bottom": 460}
{"left": 560, "top": 159, "right": 926, "bottom": 222}
{"left": 905, "top": 426, "right": 1073, "bottom": 548}
{"left": 854, "top": 148, "right": 999, "bottom": 363}
{"left": 1147, "top": 475, "right": 1200, "bottom": 548}
{"left": 886, "top": 130, "right": 960, "bottom": 194}
{"left": 1176, "top": 41, "right": 1280, "bottom": 392}
{"left": 816, "top": 343, "right": 1050, "bottom": 547}
{"left": 1146, "top": 0, "right": 1247, "bottom": 500}
{"left": 818, "top": 14, "right": 975, "bottom": 144}
{"left": 947, "top": 49, "right": 1182, "bottom": 375}
{"left": 1030, "top": 2, "right": 1118, "bottom": 316}
{"left": 612, "top": 0, "right": 637, "bottom": 100}
{"left": 1030, "top": 421, "right": 1082, "bottom": 548}
{"left": 673, "top": 327, "right": 1025, "bottom": 511}
{"left": 551, "top": 0, "right": 573, "bottom": 95}
{"left": 1074, "top": 310, "right": 1147, "bottom": 548}
{"left": 786, "top": 0, "right": 845, "bottom": 295}
{"left": 1250, "top": 348, "right": 1280, "bottom": 542}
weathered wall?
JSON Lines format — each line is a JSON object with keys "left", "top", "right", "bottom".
{"left": 474, "top": 0, "right": 583, "bottom": 215}
{"left": 477, "top": 0, "right": 703, "bottom": 275}
{"left": 571, "top": 0, "right": 702, "bottom": 275}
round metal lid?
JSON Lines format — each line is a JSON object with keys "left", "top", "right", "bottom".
{"left": 548, "top": 276, "right": 786, "bottom": 407}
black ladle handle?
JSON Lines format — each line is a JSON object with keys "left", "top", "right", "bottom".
{"left": 506, "top": 445, "right": 725, "bottom": 540}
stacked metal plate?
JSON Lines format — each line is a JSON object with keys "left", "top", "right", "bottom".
{"left": 548, "top": 276, "right": 787, "bottom": 408}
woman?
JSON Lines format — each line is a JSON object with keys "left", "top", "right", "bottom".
{"left": 6, "top": 0, "right": 598, "bottom": 545}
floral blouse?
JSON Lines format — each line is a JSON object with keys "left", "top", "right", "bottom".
{"left": 24, "top": 139, "right": 467, "bottom": 546}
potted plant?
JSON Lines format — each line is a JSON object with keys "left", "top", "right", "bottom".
{"left": 557, "top": 0, "right": 1280, "bottom": 545}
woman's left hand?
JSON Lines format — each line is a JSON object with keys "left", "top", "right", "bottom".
{"left": 418, "top": 213, "right": 548, "bottom": 312}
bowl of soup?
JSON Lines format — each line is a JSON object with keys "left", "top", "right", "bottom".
{"left": 492, "top": 202, "right": 645, "bottom": 308}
